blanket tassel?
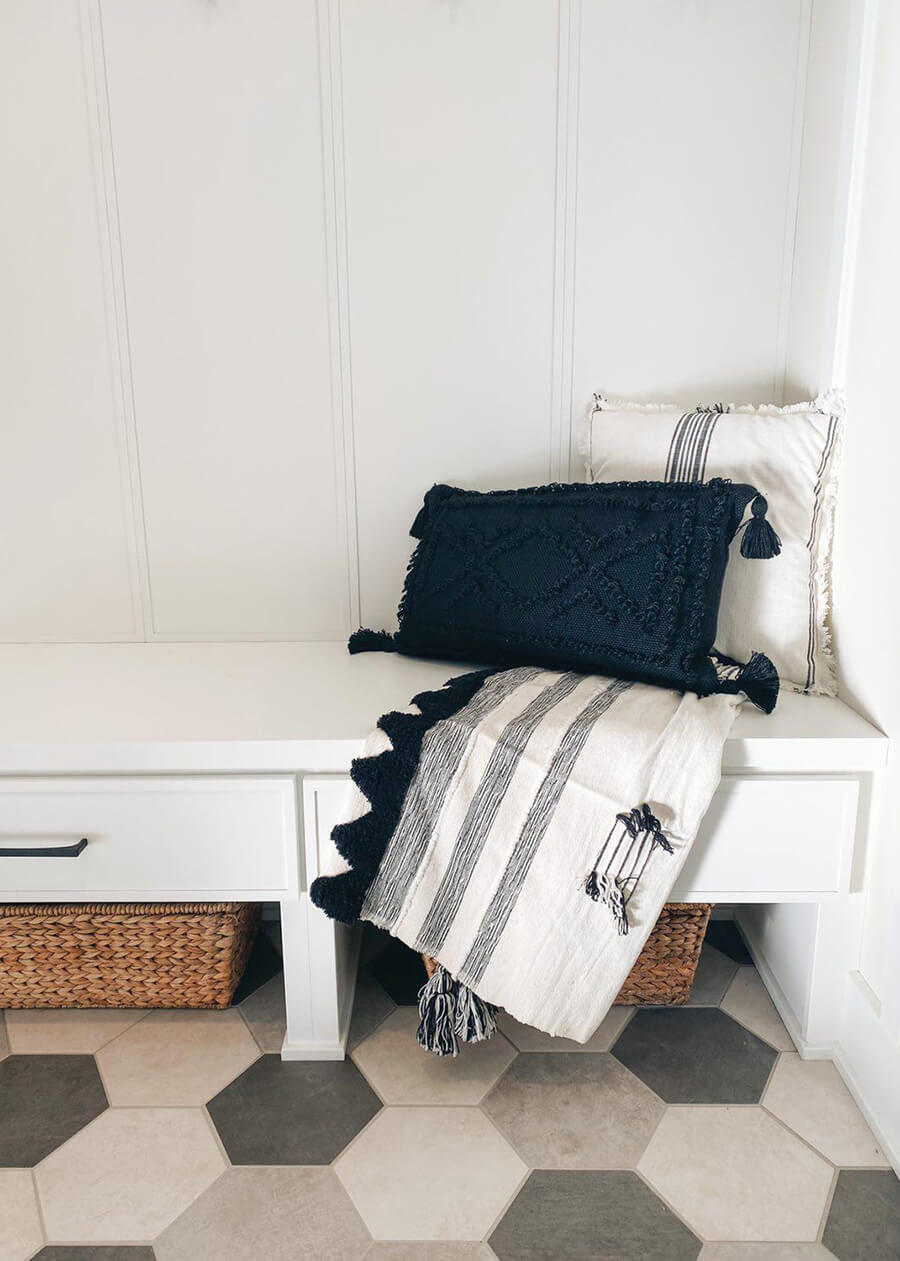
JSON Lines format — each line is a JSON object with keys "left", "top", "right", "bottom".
{"left": 416, "top": 964, "right": 498, "bottom": 1056}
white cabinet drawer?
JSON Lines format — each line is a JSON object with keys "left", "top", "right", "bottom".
{"left": 673, "top": 776, "right": 858, "bottom": 900}
{"left": 0, "top": 776, "right": 299, "bottom": 899}
{"left": 303, "top": 774, "right": 858, "bottom": 905}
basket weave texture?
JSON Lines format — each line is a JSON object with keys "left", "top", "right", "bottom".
{"left": 423, "top": 901, "right": 712, "bottom": 1007}
{"left": 0, "top": 902, "right": 260, "bottom": 1009}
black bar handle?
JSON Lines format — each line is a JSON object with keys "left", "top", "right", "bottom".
{"left": 0, "top": 838, "right": 88, "bottom": 858}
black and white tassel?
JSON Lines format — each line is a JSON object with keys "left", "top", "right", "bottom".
{"left": 453, "top": 982, "right": 498, "bottom": 1044}
{"left": 416, "top": 965, "right": 459, "bottom": 1057}
{"left": 584, "top": 802, "right": 673, "bottom": 934}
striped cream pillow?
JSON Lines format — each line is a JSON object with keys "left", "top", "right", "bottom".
{"left": 583, "top": 392, "right": 844, "bottom": 695}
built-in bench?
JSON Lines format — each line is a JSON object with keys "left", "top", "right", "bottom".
{"left": 0, "top": 643, "right": 887, "bottom": 1060}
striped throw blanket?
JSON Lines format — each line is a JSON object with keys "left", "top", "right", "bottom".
{"left": 311, "top": 667, "right": 741, "bottom": 1052}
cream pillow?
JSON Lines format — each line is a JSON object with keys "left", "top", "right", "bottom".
{"left": 583, "top": 392, "right": 844, "bottom": 695}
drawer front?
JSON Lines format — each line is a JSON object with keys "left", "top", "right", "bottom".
{"left": 0, "top": 776, "right": 298, "bottom": 898}
{"left": 674, "top": 775, "right": 858, "bottom": 899}
{"left": 302, "top": 777, "right": 355, "bottom": 889}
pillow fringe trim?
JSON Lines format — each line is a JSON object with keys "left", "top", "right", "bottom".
{"left": 308, "top": 668, "right": 497, "bottom": 925}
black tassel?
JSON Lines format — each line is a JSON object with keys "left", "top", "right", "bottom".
{"left": 717, "top": 651, "right": 780, "bottom": 714}
{"left": 453, "top": 983, "right": 498, "bottom": 1044}
{"left": 416, "top": 965, "right": 459, "bottom": 1057}
{"left": 347, "top": 627, "right": 398, "bottom": 654}
{"left": 740, "top": 494, "right": 782, "bottom": 559}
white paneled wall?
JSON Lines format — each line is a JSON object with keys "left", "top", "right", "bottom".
{"left": 1, "top": 0, "right": 849, "bottom": 642}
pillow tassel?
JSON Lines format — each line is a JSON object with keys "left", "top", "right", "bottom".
{"left": 348, "top": 627, "right": 398, "bottom": 654}
{"left": 717, "top": 651, "right": 780, "bottom": 714}
{"left": 740, "top": 494, "right": 782, "bottom": 559}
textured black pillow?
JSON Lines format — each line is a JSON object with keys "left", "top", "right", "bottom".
{"left": 351, "top": 479, "right": 780, "bottom": 711}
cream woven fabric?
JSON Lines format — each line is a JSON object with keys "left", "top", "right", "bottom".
{"left": 583, "top": 392, "right": 844, "bottom": 695}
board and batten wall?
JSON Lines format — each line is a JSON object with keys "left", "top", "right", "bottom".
{"left": 3, "top": 0, "right": 843, "bottom": 643}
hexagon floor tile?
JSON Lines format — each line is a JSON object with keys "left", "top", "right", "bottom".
{"left": 154, "top": 1165, "right": 370, "bottom": 1261}
{"left": 0, "top": 1168, "right": 43, "bottom": 1261}
{"left": 32, "top": 1249, "right": 156, "bottom": 1259}
{"left": 335, "top": 1106, "right": 526, "bottom": 1240}
{"left": 352, "top": 1007, "right": 515, "bottom": 1104}
{"left": 4, "top": 1009, "right": 146, "bottom": 1055}
{"left": 763, "top": 1053, "right": 889, "bottom": 1167}
{"left": 0, "top": 1055, "right": 107, "bottom": 1166}
{"left": 721, "top": 967, "right": 796, "bottom": 1050}
{"left": 365, "top": 1246, "right": 495, "bottom": 1260}
{"left": 368, "top": 937, "right": 430, "bottom": 1005}
{"left": 704, "top": 920, "right": 753, "bottom": 964}
{"left": 684, "top": 943, "right": 739, "bottom": 1006}
{"left": 822, "top": 1169, "right": 900, "bottom": 1261}
{"left": 347, "top": 967, "right": 396, "bottom": 1052}
{"left": 35, "top": 1108, "right": 225, "bottom": 1243}
{"left": 482, "top": 1051, "right": 665, "bottom": 1168}
{"left": 500, "top": 1004, "right": 632, "bottom": 1051}
{"left": 612, "top": 1007, "right": 777, "bottom": 1103}
{"left": 698, "top": 1246, "right": 837, "bottom": 1260}
{"left": 95, "top": 1008, "right": 260, "bottom": 1106}
{"left": 489, "top": 1169, "right": 701, "bottom": 1261}
{"left": 638, "top": 1106, "right": 833, "bottom": 1241}
{"left": 237, "top": 974, "right": 286, "bottom": 1053}
{"left": 207, "top": 1053, "right": 381, "bottom": 1164}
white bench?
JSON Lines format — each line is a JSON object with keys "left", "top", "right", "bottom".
{"left": 0, "top": 642, "right": 887, "bottom": 1060}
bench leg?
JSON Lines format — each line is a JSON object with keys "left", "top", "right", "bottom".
{"left": 278, "top": 894, "right": 359, "bottom": 1061}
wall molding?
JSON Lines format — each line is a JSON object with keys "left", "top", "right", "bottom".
{"left": 550, "top": 0, "right": 582, "bottom": 481}
{"left": 318, "top": 0, "right": 361, "bottom": 636}
{"left": 77, "top": 0, "right": 152, "bottom": 642}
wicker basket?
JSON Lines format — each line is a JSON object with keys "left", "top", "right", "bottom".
{"left": 0, "top": 902, "right": 260, "bottom": 1009}
{"left": 423, "top": 902, "right": 712, "bottom": 1007}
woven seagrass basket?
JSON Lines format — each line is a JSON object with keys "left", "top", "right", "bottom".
{"left": 0, "top": 902, "right": 260, "bottom": 1009}
{"left": 424, "top": 901, "right": 712, "bottom": 1007}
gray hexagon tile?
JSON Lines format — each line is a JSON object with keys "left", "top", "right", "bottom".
{"left": 35, "top": 1108, "right": 225, "bottom": 1244}
{"left": 639, "top": 1106, "right": 833, "bottom": 1241}
{"left": 489, "top": 1169, "right": 701, "bottom": 1261}
{"left": 347, "top": 967, "right": 396, "bottom": 1052}
{"left": 482, "top": 1051, "right": 664, "bottom": 1168}
{"left": 207, "top": 1053, "right": 381, "bottom": 1164}
{"left": 763, "top": 1053, "right": 889, "bottom": 1167}
{"left": 0, "top": 1168, "right": 43, "bottom": 1261}
{"left": 721, "top": 967, "right": 795, "bottom": 1050}
{"left": 154, "top": 1165, "right": 370, "bottom": 1261}
{"left": 699, "top": 1246, "right": 838, "bottom": 1259}
{"left": 704, "top": 920, "right": 753, "bottom": 964}
{"left": 352, "top": 1007, "right": 515, "bottom": 1104}
{"left": 685, "top": 943, "right": 739, "bottom": 1006}
{"left": 335, "top": 1106, "right": 526, "bottom": 1240}
{"left": 368, "top": 937, "right": 429, "bottom": 1005}
{"left": 0, "top": 1055, "right": 108, "bottom": 1166}
{"left": 4, "top": 1009, "right": 146, "bottom": 1055}
{"left": 612, "top": 1007, "right": 777, "bottom": 1103}
{"left": 95, "top": 1008, "right": 260, "bottom": 1106}
{"left": 500, "top": 1004, "right": 632, "bottom": 1051}
{"left": 237, "top": 974, "right": 286, "bottom": 1052}
{"left": 32, "top": 1249, "right": 156, "bottom": 1259}
{"left": 822, "top": 1169, "right": 900, "bottom": 1261}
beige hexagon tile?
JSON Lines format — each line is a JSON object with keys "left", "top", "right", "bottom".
{"left": 366, "top": 1246, "right": 496, "bottom": 1260}
{"left": 763, "top": 1052, "right": 890, "bottom": 1167}
{"left": 483, "top": 1051, "right": 665, "bottom": 1169}
{"left": 96, "top": 1008, "right": 260, "bottom": 1105}
{"left": 699, "top": 1245, "right": 837, "bottom": 1259}
{"left": 720, "top": 968, "right": 795, "bottom": 1051}
{"left": 238, "top": 975, "right": 286, "bottom": 1053}
{"left": 335, "top": 1106, "right": 526, "bottom": 1240}
{"left": 4, "top": 1008, "right": 146, "bottom": 1054}
{"left": 0, "top": 1012, "right": 8, "bottom": 1062}
{"left": 638, "top": 1106, "right": 832, "bottom": 1242}
{"left": 0, "top": 1169, "right": 43, "bottom": 1261}
{"left": 351, "top": 1007, "right": 516, "bottom": 1104}
{"left": 501, "top": 1005, "right": 633, "bottom": 1052}
{"left": 36, "top": 1108, "right": 226, "bottom": 1243}
{"left": 154, "top": 1166, "right": 370, "bottom": 1261}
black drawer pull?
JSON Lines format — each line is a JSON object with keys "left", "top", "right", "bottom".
{"left": 0, "top": 838, "right": 88, "bottom": 858}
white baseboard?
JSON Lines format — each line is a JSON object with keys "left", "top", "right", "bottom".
{"left": 280, "top": 1040, "right": 346, "bottom": 1061}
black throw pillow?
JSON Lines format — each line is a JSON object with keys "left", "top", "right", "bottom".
{"left": 350, "top": 479, "right": 780, "bottom": 712}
